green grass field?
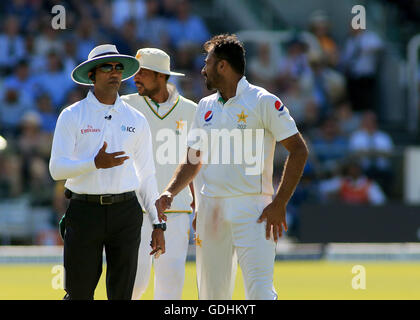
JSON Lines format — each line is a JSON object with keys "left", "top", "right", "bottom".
{"left": 1, "top": 261, "right": 420, "bottom": 300}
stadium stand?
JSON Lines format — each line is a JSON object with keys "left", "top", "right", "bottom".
{"left": 0, "top": 0, "right": 419, "bottom": 247}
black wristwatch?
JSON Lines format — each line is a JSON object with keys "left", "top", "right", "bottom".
{"left": 153, "top": 223, "right": 167, "bottom": 231}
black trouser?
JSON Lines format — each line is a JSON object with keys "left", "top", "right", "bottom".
{"left": 63, "top": 197, "right": 142, "bottom": 300}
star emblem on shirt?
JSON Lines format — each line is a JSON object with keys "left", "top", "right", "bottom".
{"left": 176, "top": 120, "right": 185, "bottom": 130}
{"left": 194, "top": 234, "right": 202, "bottom": 248}
{"left": 237, "top": 111, "right": 248, "bottom": 123}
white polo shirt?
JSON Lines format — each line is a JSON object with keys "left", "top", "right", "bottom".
{"left": 187, "top": 76, "right": 299, "bottom": 198}
{"left": 122, "top": 83, "right": 197, "bottom": 213}
{"left": 49, "top": 90, "right": 160, "bottom": 224}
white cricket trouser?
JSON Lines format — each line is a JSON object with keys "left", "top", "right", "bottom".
{"left": 195, "top": 194, "right": 278, "bottom": 300}
{"left": 132, "top": 213, "right": 190, "bottom": 300}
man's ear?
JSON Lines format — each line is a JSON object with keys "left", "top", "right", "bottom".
{"left": 217, "top": 59, "right": 227, "bottom": 73}
{"left": 88, "top": 71, "right": 95, "bottom": 82}
{"left": 157, "top": 72, "right": 170, "bottom": 83}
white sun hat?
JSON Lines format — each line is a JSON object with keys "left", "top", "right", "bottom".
{"left": 71, "top": 44, "right": 140, "bottom": 85}
{"left": 135, "top": 48, "right": 185, "bottom": 77}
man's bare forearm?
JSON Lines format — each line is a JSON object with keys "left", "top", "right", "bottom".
{"left": 165, "top": 162, "right": 201, "bottom": 197}
{"left": 274, "top": 146, "right": 308, "bottom": 205}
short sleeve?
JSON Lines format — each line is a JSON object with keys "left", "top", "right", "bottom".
{"left": 186, "top": 100, "right": 205, "bottom": 150}
{"left": 259, "top": 94, "right": 299, "bottom": 141}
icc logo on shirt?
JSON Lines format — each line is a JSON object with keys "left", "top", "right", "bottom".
{"left": 121, "top": 125, "right": 136, "bottom": 133}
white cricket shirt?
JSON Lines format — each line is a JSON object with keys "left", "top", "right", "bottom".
{"left": 49, "top": 90, "right": 160, "bottom": 224}
{"left": 122, "top": 83, "right": 197, "bottom": 213}
{"left": 187, "top": 76, "right": 299, "bottom": 198}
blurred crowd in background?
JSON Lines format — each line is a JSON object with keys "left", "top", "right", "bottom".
{"left": 0, "top": 0, "right": 415, "bottom": 243}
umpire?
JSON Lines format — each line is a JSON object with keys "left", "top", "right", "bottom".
{"left": 49, "top": 44, "right": 166, "bottom": 300}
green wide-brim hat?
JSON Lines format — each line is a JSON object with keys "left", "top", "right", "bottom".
{"left": 71, "top": 44, "right": 140, "bottom": 86}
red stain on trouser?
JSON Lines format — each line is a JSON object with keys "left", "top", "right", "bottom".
{"left": 210, "top": 200, "right": 222, "bottom": 238}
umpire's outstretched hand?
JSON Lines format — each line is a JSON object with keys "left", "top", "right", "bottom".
{"left": 94, "top": 141, "right": 129, "bottom": 169}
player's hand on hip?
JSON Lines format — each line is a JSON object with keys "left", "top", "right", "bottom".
{"left": 257, "top": 200, "right": 288, "bottom": 242}
{"left": 94, "top": 141, "right": 129, "bottom": 169}
{"left": 150, "top": 229, "right": 165, "bottom": 257}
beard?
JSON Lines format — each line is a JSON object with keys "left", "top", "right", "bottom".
{"left": 205, "top": 77, "right": 214, "bottom": 90}
{"left": 204, "top": 71, "right": 221, "bottom": 91}
{"left": 136, "top": 83, "right": 159, "bottom": 98}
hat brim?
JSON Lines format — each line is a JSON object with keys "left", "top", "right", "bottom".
{"left": 139, "top": 65, "right": 185, "bottom": 77}
{"left": 71, "top": 55, "right": 140, "bottom": 85}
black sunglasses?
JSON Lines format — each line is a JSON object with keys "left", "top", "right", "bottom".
{"left": 97, "top": 63, "right": 124, "bottom": 73}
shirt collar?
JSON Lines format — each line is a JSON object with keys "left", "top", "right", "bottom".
{"left": 236, "top": 76, "right": 249, "bottom": 96}
{"left": 87, "top": 90, "right": 122, "bottom": 113}
{"left": 166, "top": 83, "right": 179, "bottom": 105}
{"left": 144, "top": 83, "right": 180, "bottom": 112}
{"left": 216, "top": 76, "right": 249, "bottom": 104}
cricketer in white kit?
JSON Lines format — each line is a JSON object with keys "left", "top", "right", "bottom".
{"left": 156, "top": 34, "right": 309, "bottom": 300}
{"left": 122, "top": 48, "right": 200, "bottom": 300}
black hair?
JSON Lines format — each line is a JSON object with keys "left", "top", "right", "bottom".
{"left": 152, "top": 71, "right": 170, "bottom": 82}
{"left": 203, "top": 34, "right": 246, "bottom": 76}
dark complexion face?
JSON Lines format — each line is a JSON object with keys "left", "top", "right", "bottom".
{"left": 89, "top": 62, "right": 123, "bottom": 92}
{"left": 133, "top": 68, "right": 161, "bottom": 97}
{"left": 201, "top": 49, "right": 222, "bottom": 91}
